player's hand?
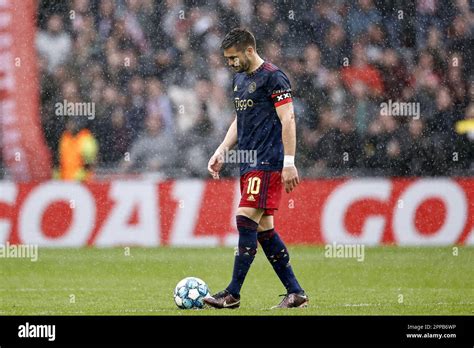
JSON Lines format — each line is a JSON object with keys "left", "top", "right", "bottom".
{"left": 282, "top": 166, "right": 300, "bottom": 193}
{"left": 207, "top": 151, "right": 224, "bottom": 179}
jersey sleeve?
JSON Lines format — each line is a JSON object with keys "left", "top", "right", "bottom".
{"left": 268, "top": 70, "right": 293, "bottom": 108}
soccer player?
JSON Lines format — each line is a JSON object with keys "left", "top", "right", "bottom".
{"left": 204, "top": 28, "right": 308, "bottom": 309}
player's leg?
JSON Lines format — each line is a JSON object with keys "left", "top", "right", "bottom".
{"left": 257, "top": 214, "right": 308, "bottom": 308}
{"left": 204, "top": 207, "right": 264, "bottom": 309}
{"left": 257, "top": 170, "right": 308, "bottom": 308}
{"left": 226, "top": 206, "right": 264, "bottom": 295}
{"left": 204, "top": 170, "right": 266, "bottom": 309}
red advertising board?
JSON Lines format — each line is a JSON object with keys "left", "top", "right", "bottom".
{"left": 0, "top": 178, "right": 473, "bottom": 246}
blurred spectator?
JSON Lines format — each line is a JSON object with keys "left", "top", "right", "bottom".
{"left": 320, "top": 24, "right": 350, "bottom": 69}
{"left": 299, "top": 44, "right": 329, "bottom": 115}
{"left": 263, "top": 41, "right": 283, "bottom": 67}
{"left": 252, "top": 1, "right": 278, "bottom": 43}
{"left": 366, "top": 24, "right": 387, "bottom": 64}
{"left": 36, "top": 14, "right": 72, "bottom": 73}
{"left": 122, "top": 114, "right": 176, "bottom": 176}
{"left": 425, "top": 26, "right": 447, "bottom": 73}
{"left": 306, "top": 108, "right": 342, "bottom": 176}
{"left": 455, "top": 103, "right": 474, "bottom": 170}
{"left": 415, "top": 0, "right": 443, "bottom": 49}
{"left": 446, "top": 53, "right": 469, "bottom": 115}
{"left": 179, "top": 104, "right": 220, "bottom": 177}
{"left": 341, "top": 43, "right": 384, "bottom": 98}
{"left": 309, "top": 113, "right": 362, "bottom": 176}
{"left": 98, "top": 108, "right": 131, "bottom": 165}
{"left": 125, "top": 75, "right": 147, "bottom": 139}
{"left": 364, "top": 111, "right": 405, "bottom": 175}
{"left": 379, "top": 49, "right": 410, "bottom": 101}
{"left": 146, "top": 78, "right": 175, "bottom": 134}
{"left": 428, "top": 87, "right": 462, "bottom": 174}
{"left": 70, "top": 0, "right": 92, "bottom": 34}
{"left": 58, "top": 119, "right": 98, "bottom": 181}
{"left": 412, "top": 50, "right": 440, "bottom": 91}
{"left": 97, "top": 0, "right": 115, "bottom": 41}
{"left": 217, "top": 0, "right": 244, "bottom": 33}
{"left": 347, "top": 0, "right": 382, "bottom": 40}
{"left": 306, "top": 0, "right": 342, "bottom": 48}
{"left": 399, "top": 118, "right": 435, "bottom": 176}
{"left": 122, "top": 0, "right": 149, "bottom": 53}
{"left": 448, "top": 15, "right": 474, "bottom": 77}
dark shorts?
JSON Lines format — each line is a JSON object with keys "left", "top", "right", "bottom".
{"left": 239, "top": 170, "right": 282, "bottom": 216}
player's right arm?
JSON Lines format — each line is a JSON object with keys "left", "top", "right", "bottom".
{"left": 207, "top": 116, "right": 237, "bottom": 179}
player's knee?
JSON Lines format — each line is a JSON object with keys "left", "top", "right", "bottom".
{"left": 257, "top": 215, "right": 274, "bottom": 232}
{"left": 235, "top": 215, "right": 258, "bottom": 257}
{"left": 236, "top": 215, "right": 258, "bottom": 231}
{"left": 236, "top": 207, "right": 264, "bottom": 222}
{"left": 257, "top": 228, "right": 275, "bottom": 242}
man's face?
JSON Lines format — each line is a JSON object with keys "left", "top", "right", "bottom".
{"left": 223, "top": 46, "right": 250, "bottom": 73}
{"left": 47, "top": 15, "right": 63, "bottom": 34}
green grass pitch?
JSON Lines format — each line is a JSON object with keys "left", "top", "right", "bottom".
{"left": 1, "top": 246, "right": 473, "bottom": 315}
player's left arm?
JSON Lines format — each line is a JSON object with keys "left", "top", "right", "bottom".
{"left": 276, "top": 102, "right": 300, "bottom": 193}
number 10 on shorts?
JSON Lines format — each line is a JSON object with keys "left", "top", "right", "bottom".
{"left": 247, "top": 177, "right": 261, "bottom": 194}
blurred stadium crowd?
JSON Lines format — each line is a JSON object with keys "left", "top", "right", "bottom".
{"left": 32, "top": 0, "right": 473, "bottom": 179}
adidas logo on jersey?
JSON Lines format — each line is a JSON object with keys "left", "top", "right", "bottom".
{"left": 247, "top": 195, "right": 256, "bottom": 202}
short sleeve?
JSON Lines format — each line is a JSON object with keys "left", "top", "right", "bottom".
{"left": 268, "top": 70, "right": 293, "bottom": 107}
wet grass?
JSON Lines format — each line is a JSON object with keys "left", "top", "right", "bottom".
{"left": 1, "top": 246, "right": 473, "bottom": 315}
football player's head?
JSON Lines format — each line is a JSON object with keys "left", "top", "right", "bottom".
{"left": 221, "top": 28, "right": 257, "bottom": 73}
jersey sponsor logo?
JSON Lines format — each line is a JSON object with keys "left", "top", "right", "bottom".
{"left": 234, "top": 97, "right": 254, "bottom": 111}
{"left": 248, "top": 82, "right": 257, "bottom": 93}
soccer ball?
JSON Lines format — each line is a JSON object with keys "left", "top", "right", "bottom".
{"left": 174, "top": 277, "right": 210, "bottom": 309}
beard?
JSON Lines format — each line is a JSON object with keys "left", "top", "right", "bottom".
{"left": 233, "top": 57, "right": 250, "bottom": 73}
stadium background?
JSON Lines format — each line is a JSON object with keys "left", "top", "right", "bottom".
{"left": 1, "top": 0, "right": 473, "bottom": 179}
{"left": 0, "top": 0, "right": 473, "bottom": 247}
{"left": 0, "top": 0, "right": 473, "bottom": 317}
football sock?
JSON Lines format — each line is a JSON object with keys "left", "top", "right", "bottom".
{"left": 258, "top": 228, "right": 303, "bottom": 294}
{"left": 226, "top": 215, "right": 258, "bottom": 297}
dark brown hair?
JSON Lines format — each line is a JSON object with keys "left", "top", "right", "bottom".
{"left": 221, "top": 28, "right": 256, "bottom": 51}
